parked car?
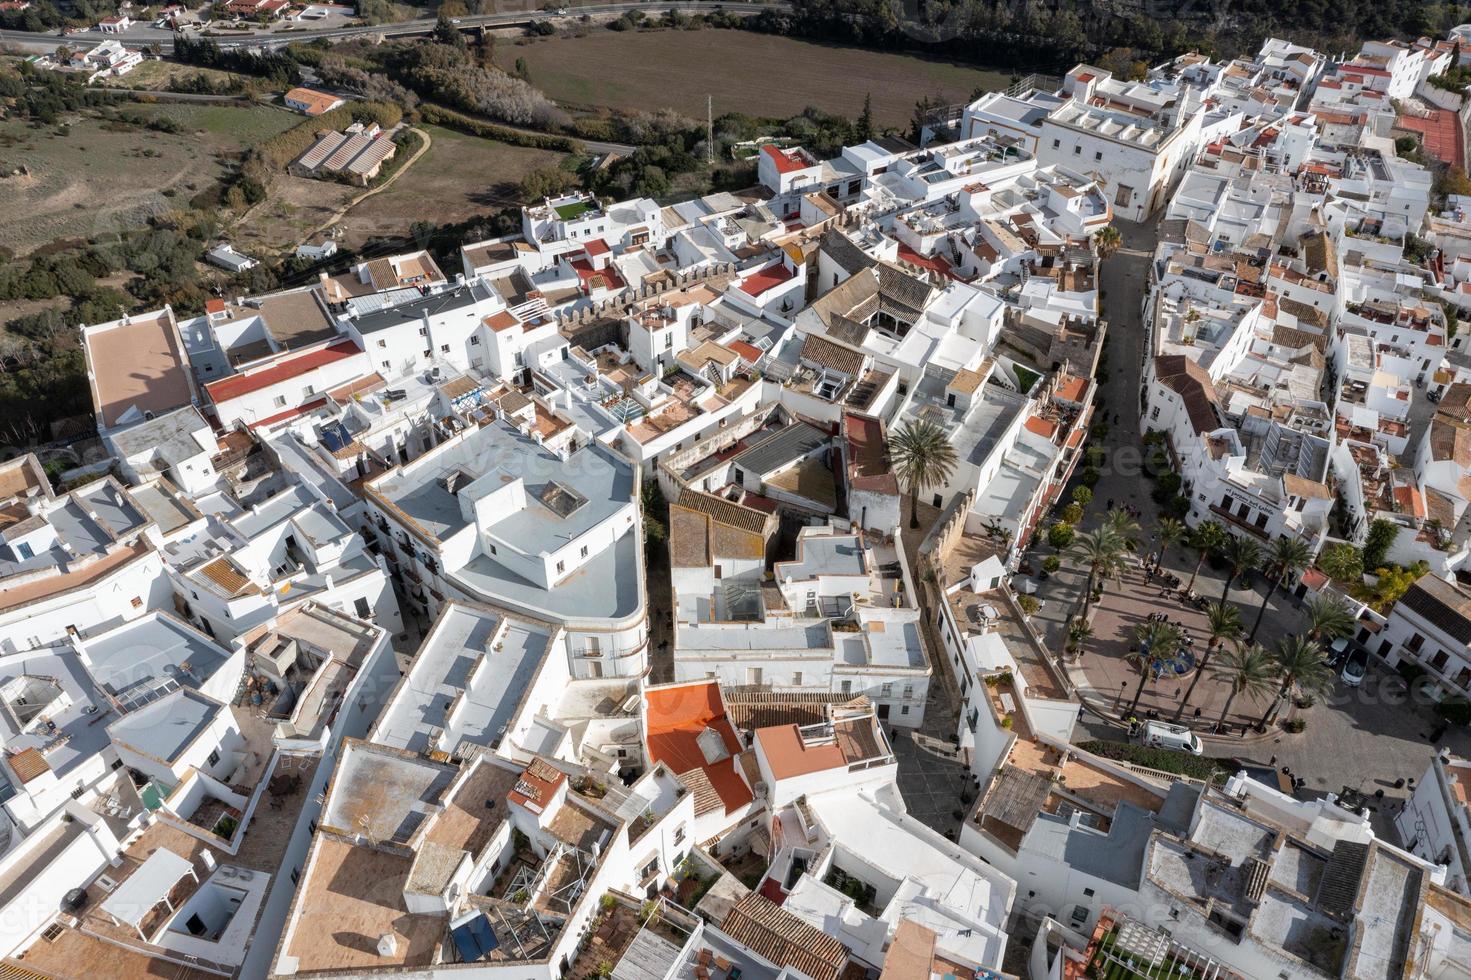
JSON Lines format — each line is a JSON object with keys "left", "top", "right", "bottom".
{"left": 1341, "top": 651, "right": 1368, "bottom": 687}
{"left": 1140, "top": 720, "right": 1204, "bottom": 755}
{"left": 1325, "top": 637, "right": 1352, "bottom": 669}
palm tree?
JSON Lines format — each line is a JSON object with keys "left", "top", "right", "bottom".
{"left": 1212, "top": 643, "right": 1277, "bottom": 733}
{"left": 1093, "top": 225, "right": 1123, "bottom": 259}
{"left": 1154, "top": 517, "right": 1186, "bottom": 574}
{"left": 1065, "top": 618, "right": 1094, "bottom": 657}
{"left": 1175, "top": 602, "right": 1242, "bottom": 720}
{"left": 1219, "top": 535, "right": 1262, "bottom": 605}
{"left": 1185, "top": 521, "right": 1227, "bottom": 594}
{"left": 1261, "top": 635, "right": 1336, "bottom": 728}
{"left": 888, "top": 418, "right": 959, "bottom": 529}
{"left": 1065, "top": 526, "right": 1130, "bottom": 621}
{"left": 1303, "top": 594, "right": 1355, "bottom": 643}
{"left": 1102, "top": 509, "right": 1141, "bottom": 551}
{"left": 1125, "top": 621, "right": 1181, "bottom": 716}
{"left": 1248, "top": 537, "right": 1312, "bottom": 641}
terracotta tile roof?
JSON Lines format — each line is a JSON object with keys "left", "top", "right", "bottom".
{"left": 508, "top": 758, "right": 566, "bottom": 810}
{"left": 284, "top": 87, "right": 342, "bottom": 116}
{"left": 196, "top": 556, "right": 258, "bottom": 598}
{"left": 644, "top": 682, "right": 752, "bottom": 815}
{"left": 721, "top": 893, "right": 847, "bottom": 980}
{"left": 1154, "top": 354, "right": 1220, "bottom": 434}
{"left": 676, "top": 488, "right": 770, "bottom": 535}
{"left": 205, "top": 340, "right": 362, "bottom": 404}
{"left": 800, "top": 333, "right": 864, "bottom": 377}
{"left": 7, "top": 747, "right": 50, "bottom": 784}
{"left": 484, "top": 310, "right": 520, "bottom": 332}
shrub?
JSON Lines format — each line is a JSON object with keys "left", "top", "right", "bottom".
{"left": 1061, "top": 502, "right": 1084, "bottom": 525}
{"left": 1042, "top": 555, "right": 1061, "bottom": 573}
{"left": 1283, "top": 718, "right": 1306, "bottom": 734}
{"left": 1078, "top": 740, "right": 1227, "bottom": 780}
{"left": 1048, "top": 522, "right": 1075, "bottom": 549}
{"left": 418, "top": 103, "right": 583, "bottom": 152}
{"left": 1071, "top": 486, "right": 1093, "bottom": 507}
{"left": 1017, "top": 595, "right": 1040, "bottom": 616}
{"left": 1080, "top": 467, "right": 1101, "bottom": 487}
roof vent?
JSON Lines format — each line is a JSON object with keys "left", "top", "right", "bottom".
{"left": 377, "top": 933, "right": 398, "bottom": 957}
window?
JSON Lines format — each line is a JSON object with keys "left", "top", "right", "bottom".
{"left": 440, "top": 344, "right": 450, "bottom": 353}
{"left": 903, "top": 684, "right": 914, "bottom": 698}
{"left": 354, "top": 596, "right": 371, "bottom": 618}
{"left": 1409, "top": 633, "right": 1426, "bottom": 652}
{"left": 900, "top": 705, "right": 910, "bottom": 715}
{"left": 470, "top": 336, "right": 481, "bottom": 346}
{"left": 881, "top": 682, "right": 893, "bottom": 696}
{"left": 15, "top": 542, "right": 32, "bottom": 560}
{"left": 130, "top": 596, "right": 142, "bottom": 608}
{"left": 207, "top": 749, "right": 221, "bottom": 767}
{"left": 418, "top": 327, "right": 427, "bottom": 336}
{"left": 1115, "top": 185, "right": 1134, "bottom": 207}
{"left": 640, "top": 857, "right": 660, "bottom": 880}
{"left": 377, "top": 339, "right": 386, "bottom": 348}
{"left": 665, "top": 333, "right": 673, "bottom": 350}
{"left": 382, "top": 361, "right": 391, "bottom": 370}
{"left": 1083, "top": 887, "right": 1096, "bottom": 898}
{"left": 792, "top": 671, "right": 802, "bottom": 685}
{"left": 840, "top": 680, "right": 852, "bottom": 695}
{"left": 673, "top": 825, "right": 686, "bottom": 845}
{"left": 303, "top": 384, "right": 314, "bottom": 396}
{"left": 273, "top": 395, "right": 288, "bottom": 408}
{"left": 556, "top": 560, "right": 565, "bottom": 574}
{"left": 422, "top": 349, "right": 432, "bottom": 359}
{"left": 1052, "top": 138, "right": 1060, "bottom": 149}
{"left": 1073, "top": 145, "right": 1081, "bottom": 155}
{"left": 1094, "top": 151, "right": 1102, "bottom": 161}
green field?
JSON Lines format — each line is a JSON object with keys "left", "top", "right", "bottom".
{"left": 511, "top": 30, "right": 1014, "bottom": 124}
{"left": 131, "top": 101, "right": 302, "bottom": 141}
{"left": 333, "top": 125, "right": 569, "bottom": 249}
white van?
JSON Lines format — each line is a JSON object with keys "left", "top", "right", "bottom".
{"left": 1140, "top": 721, "right": 1204, "bottom": 755}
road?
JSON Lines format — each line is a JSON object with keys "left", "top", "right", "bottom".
{"left": 0, "top": 1, "right": 783, "bottom": 53}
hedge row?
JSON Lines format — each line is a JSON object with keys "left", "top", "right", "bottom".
{"left": 259, "top": 100, "right": 403, "bottom": 169}
{"left": 418, "top": 103, "right": 584, "bottom": 154}
{"left": 1077, "top": 739, "right": 1230, "bottom": 781}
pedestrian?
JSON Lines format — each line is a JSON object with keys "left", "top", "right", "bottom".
{"left": 1107, "top": 498, "right": 1114, "bottom": 510}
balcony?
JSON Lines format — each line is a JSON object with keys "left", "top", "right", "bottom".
{"left": 1208, "top": 503, "right": 1269, "bottom": 540}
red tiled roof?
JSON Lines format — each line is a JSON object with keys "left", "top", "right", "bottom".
{"left": 729, "top": 340, "right": 764, "bottom": 363}
{"left": 896, "top": 244, "right": 956, "bottom": 280}
{"left": 1024, "top": 416, "right": 1059, "bottom": 439}
{"left": 205, "top": 298, "right": 226, "bottom": 315}
{"left": 570, "top": 258, "right": 625, "bottom": 293}
{"left": 205, "top": 339, "right": 362, "bottom": 404}
{"left": 582, "top": 238, "right": 610, "bottom": 257}
{"left": 739, "top": 264, "right": 795, "bottom": 297}
{"left": 645, "top": 682, "right": 752, "bottom": 815}
{"left": 762, "top": 144, "right": 812, "bottom": 176}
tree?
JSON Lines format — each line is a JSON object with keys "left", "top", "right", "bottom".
{"left": 1176, "top": 602, "right": 1241, "bottom": 721}
{"left": 1093, "top": 225, "right": 1122, "bottom": 258}
{"left": 1071, "top": 485, "right": 1092, "bottom": 508}
{"left": 1303, "top": 595, "right": 1355, "bottom": 643}
{"left": 1102, "top": 509, "right": 1141, "bottom": 551}
{"left": 1362, "top": 517, "right": 1400, "bottom": 571}
{"left": 514, "top": 56, "right": 529, "bottom": 80}
{"left": 1212, "top": 644, "right": 1277, "bottom": 732}
{"left": 641, "top": 479, "right": 668, "bottom": 545}
{"left": 1047, "top": 522, "right": 1075, "bottom": 550}
{"left": 857, "top": 92, "right": 874, "bottom": 142}
{"left": 1262, "top": 635, "right": 1335, "bottom": 728}
{"left": 432, "top": 13, "right": 465, "bottom": 47}
{"left": 1065, "top": 526, "right": 1130, "bottom": 621}
{"left": 1317, "top": 543, "right": 1363, "bottom": 586}
{"left": 888, "top": 418, "right": 958, "bottom": 529}
{"left": 1436, "top": 165, "right": 1471, "bottom": 200}
{"left": 1125, "top": 621, "right": 1181, "bottom": 715}
{"left": 1370, "top": 562, "right": 1427, "bottom": 612}
{"left": 1219, "top": 535, "right": 1261, "bottom": 605}
{"left": 1185, "top": 521, "right": 1227, "bottom": 594}
{"left": 520, "top": 165, "right": 576, "bottom": 201}
{"left": 1065, "top": 618, "right": 1093, "bottom": 656}
{"left": 1154, "top": 517, "right": 1186, "bottom": 573}
{"left": 1249, "top": 537, "right": 1311, "bottom": 641}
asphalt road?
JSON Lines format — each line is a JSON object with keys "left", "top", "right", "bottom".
{"left": 0, "top": 1, "right": 783, "bottom": 52}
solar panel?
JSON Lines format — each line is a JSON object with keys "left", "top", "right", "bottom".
{"left": 321, "top": 422, "right": 354, "bottom": 453}
{"left": 449, "top": 911, "right": 499, "bottom": 963}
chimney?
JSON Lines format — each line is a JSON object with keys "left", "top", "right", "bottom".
{"left": 200, "top": 850, "right": 217, "bottom": 873}
{"left": 377, "top": 934, "right": 398, "bottom": 957}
